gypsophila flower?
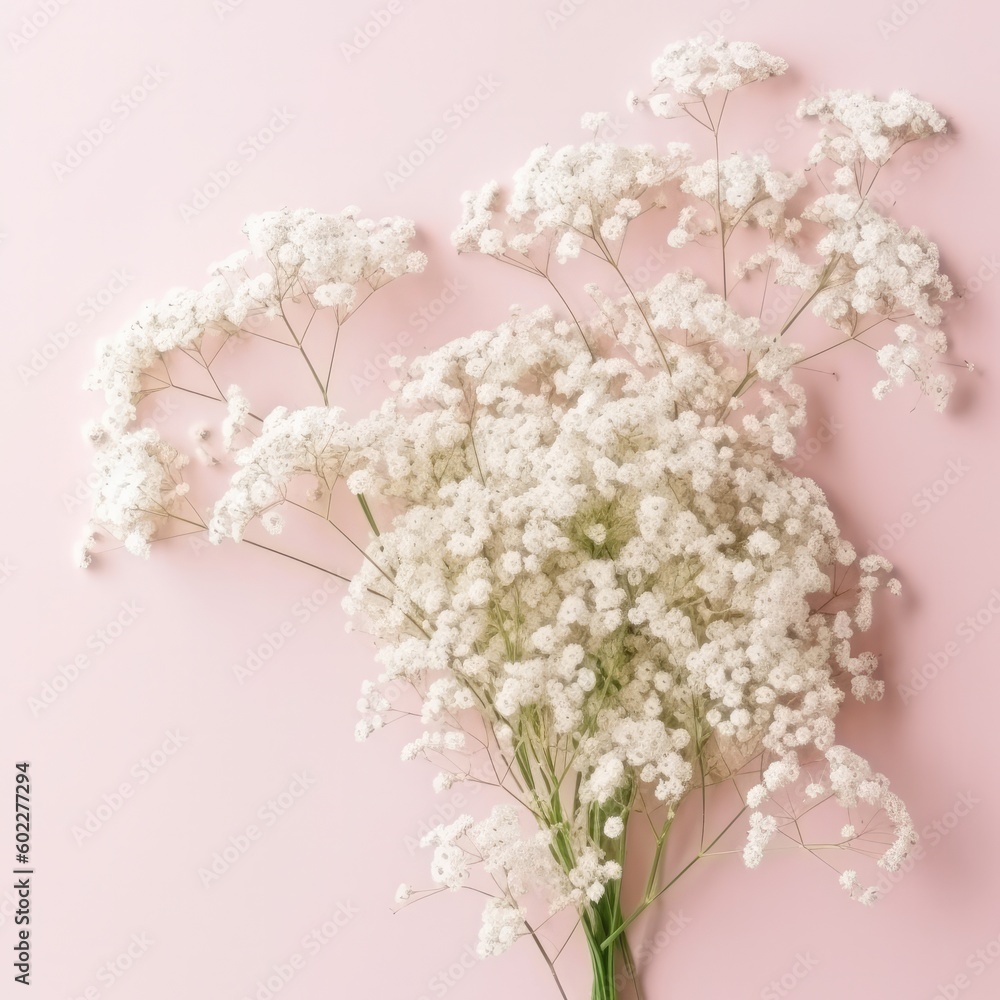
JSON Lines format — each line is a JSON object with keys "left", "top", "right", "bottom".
{"left": 81, "top": 38, "right": 961, "bottom": 999}
{"left": 209, "top": 406, "right": 355, "bottom": 543}
{"left": 743, "top": 812, "right": 778, "bottom": 868}
{"left": 803, "top": 195, "right": 953, "bottom": 330}
{"left": 81, "top": 429, "right": 191, "bottom": 562}
{"left": 454, "top": 139, "right": 691, "bottom": 267}
{"left": 678, "top": 155, "right": 805, "bottom": 236}
{"left": 799, "top": 90, "right": 947, "bottom": 169}
{"left": 477, "top": 898, "right": 527, "bottom": 958}
{"left": 648, "top": 38, "right": 787, "bottom": 101}
{"left": 222, "top": 385, "right": 250, "bottom": 451}
{"left": 345, "top": 296, "right": 907, "bottom": 929}
{"left": 81, "top": 207, "right": 425, "bottom": 561}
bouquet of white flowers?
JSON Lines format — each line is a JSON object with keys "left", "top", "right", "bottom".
{"left": 80, "top": 38, "right": 959, "bottom": 1000}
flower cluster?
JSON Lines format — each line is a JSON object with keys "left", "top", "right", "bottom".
{"left": 78, "top": 429, "right": 190, "bottom": 563}
{"left": 791, "top": 194, "right": 954, "bottom": 408}
{"left": 345, "top": 303, "right": 909, "bottom": 946}
{"left": 670, "top": 154, "right": 805, "bottom": 245}
{"left": 208, "top": 406, "right": 354, "bottom": 543}
{"left": 799, "top": 89, "right": 947, "bottom": 172}
{"left": 802, "top": 194, "right": 952, "bottom": 329}
{"left": 79, "top": 207, "right": 424, "bottom": 566}
{"left": 452, "top": 131, "right": 691, "bottom": 263}
{"left": 80, "top": 36, "right": 961, "bottom": 1000}
{"left": 634, "top": 38, "right": 787, "bottom": 117}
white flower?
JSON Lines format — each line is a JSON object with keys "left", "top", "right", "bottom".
{"left": 346, "top": 299, "right": 907, "bottom": 908}
{"left": 421, "top": 815, "right": 475, "bottom": 889}
{"left": 679, "top": 154, "right": 805, "bottom": 235}
{"left": 222, "top": 385, "right": 250, "bottom": 451}
{"left": 210, "top": 406, "right": 354, "bottom": 543}
{"left": 455, "top": 142, "right": 691, "bottom": 267}
{"left": 743, "top": 811, "right": 778, "bottom": 868}
{"left": 81, "top": 38, "right": 952, "bottom": 962}
{"left": 799, "top": 90, "right": 946, "bottom": 169}
{"left": 82, "top": 207, "right": 425, "bottom": 561}
{"left": 580, "top": 111, "right": 610, "bottom": 133}
{"left": 477, "top": 898, "right": 526, "bottom": 958}
{"left": 648, "top": 38, "right": 787, "bottom": 100}
{"left": 85, "top": 429, "right": 190, "bottom": 559}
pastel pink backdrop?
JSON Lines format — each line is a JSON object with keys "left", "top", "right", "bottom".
{"left": 2, "top": 1, "right": 998, "bottom": 998}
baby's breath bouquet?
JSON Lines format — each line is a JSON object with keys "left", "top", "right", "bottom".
{"left": 80, "top": 38, "right": 959, "bottom": 1000}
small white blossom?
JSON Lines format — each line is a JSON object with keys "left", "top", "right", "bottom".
{"left": 648, "top": 37, "right": 787, "bottom": 100}
{"left": 603, "top": 816, "right": 625, "bottom": 838}
{"left": 799, "top": 90, "right": 947, "bottom": 169}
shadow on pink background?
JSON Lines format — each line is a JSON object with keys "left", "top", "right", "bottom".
{"left": 2, "top": 1, "right": 998, "bottom": 997}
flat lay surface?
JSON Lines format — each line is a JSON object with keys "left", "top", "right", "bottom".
{"left": 1, "top": 1, "right": 997, "bottom": 997}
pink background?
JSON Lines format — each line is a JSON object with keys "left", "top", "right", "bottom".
{"left": 2, "top": 1, "right": 998, "bottom": 997}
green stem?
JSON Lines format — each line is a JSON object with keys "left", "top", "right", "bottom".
{"left": 585, "top": 889, "right": 633, "bottom": 1000}
{"left": 604, "top": 804, "right": 748, "bottom": 951}
{"left": 642, "top": 815, "right": 673, "bottom": 905}
{"left": 357, "top": 493, "right": 380, "bottom": 537}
